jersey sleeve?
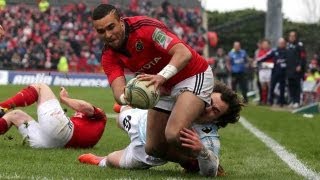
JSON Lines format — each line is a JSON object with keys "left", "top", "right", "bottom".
{"left": 101, "top": 49, "right": 125, "bottom": 85}
{"left": 193, "top": 123, "right": 220, "bottom": 176}
{"left": 197, "top": 126, "right": 220, "bottom": 176}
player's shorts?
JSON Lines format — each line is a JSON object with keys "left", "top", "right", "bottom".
{"left": 118, "top": 109, "right": 166, "bottom": 169}
{"left": 18, "top": 99, "right": 73, "bottom": 148}
{"left": 155, "top": 66, "right": 214, "bottom": 111}
{"left": 259, "top": 68, "right": 272, "bottom": 83}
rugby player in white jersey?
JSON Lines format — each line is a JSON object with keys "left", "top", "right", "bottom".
{"left": 79, "top": 82, "right": 243, "bottom": 177}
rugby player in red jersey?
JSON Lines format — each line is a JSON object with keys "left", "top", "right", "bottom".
{"left": 91, "top": 4, "right": 214, "bottom": 162}
{"left": 0, "top": 84, "right": 107, "bottom": 148}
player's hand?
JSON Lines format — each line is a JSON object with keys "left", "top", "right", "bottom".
{"left": 0, "top": 25, "right": 5, "bottom": 39}
{"left": 180, "top": 128, "right": 203, "bottom": 158}
{"left": 59, "top": 87, "right": 69, "bottom": 102}
{"left": 136, "top": 74, "right": 166, "bottom": 90}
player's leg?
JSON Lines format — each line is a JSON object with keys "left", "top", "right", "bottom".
{"left": 34, "top": 84, "right": 72, "bottom": 147}
{"left": 165, "top": 67, "right": 213, "bottom": 147}
{"left": 231, "top": 73, "right": 238, "bottom": 91}
{"left": 0, "top": 110, "right": 33, "bottom": 135}
{"left": 106, "top": 150, "right": 125, "bottom": 168}
{"left": 239, "top": 73, "right": 248, "bottom": 103}
{"left": 0, "top": 85, "right": 39, "bottom": 110}
{"left": 268, "top": 75, "right": 277, "bottom": 105}
{"left": 144, "top": 109, "right": 169, "bottom": 158}
{"left": 30, "top": 83, "right": 57, "bottom": 106}
{"left": 278, "top": 77, "right": 286, "bottom": 106}
{"left": 165, "top": 92, "right": 205, "bottom": 146}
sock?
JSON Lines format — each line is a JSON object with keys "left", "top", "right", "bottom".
{"left": 0, "top": 118, "right": 9, "bottom": 135}
{"left": 0, "top": 86, "right": 38, "bottom": 109}
{"left": 261, "top": 88, "right": 268, "bottom": 104}
{"left": 98, "top": 157, "right": 107, "bottom": 167}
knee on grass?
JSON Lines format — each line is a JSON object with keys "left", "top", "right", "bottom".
{"left": 3, "top": 110, "right": 31, "bottom": 126}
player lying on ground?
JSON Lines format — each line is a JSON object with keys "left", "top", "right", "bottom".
{"left": 0, "top": 84, "right": 107, "bottom": 148}
{"left": 79, "top": 82, "right": 243, "bottom": 176}
{"left": 92, "top": 4, "right": 214, "bottom": 163}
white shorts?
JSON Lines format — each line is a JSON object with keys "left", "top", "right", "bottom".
{"left": 18, "top": 99, "right": 73, "bottom": 148}
{"left": 155, "top": 67, "right": 214, "bottom": 111}
{"left": 259, "top": 69, "right": 272, "bottom": 83}
{"left": 118, "top": 109, "right": 166, "bottom": 169}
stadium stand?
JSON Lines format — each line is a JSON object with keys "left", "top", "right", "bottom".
{"left": 0, "top": 0, "right": 205, "bottom": 72}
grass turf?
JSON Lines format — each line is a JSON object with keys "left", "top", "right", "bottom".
{"left": 0, "top": 85, "right": 312, "bottom": 179}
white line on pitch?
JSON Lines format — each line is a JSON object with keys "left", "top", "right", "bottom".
{"left": 240, "top": 117, "right": 320, "bottom": 180}
{"left": 106, "top": 113, "right": 117, "bottom": 119}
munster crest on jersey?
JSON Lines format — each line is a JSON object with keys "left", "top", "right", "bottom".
{"left": 135, "top": 40, "right": 144, "bottom": 52}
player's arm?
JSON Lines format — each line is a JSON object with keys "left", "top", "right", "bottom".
{"left": 111, "top": 76, "right": 127, "bottom": 105}
{"left": 297, "top": 42, "right": 307, "bottom": 73}
{"left": 180, "top": 128, "right": 219, "bottom": 177}
{"left": 59, "top": 87, "right": 94, "bottom": 116}
{"left": 101, "top": 51, "right": 127, "bottom": 105}
{"left": 137, "top": 27, "right": 192, "bottom": 89}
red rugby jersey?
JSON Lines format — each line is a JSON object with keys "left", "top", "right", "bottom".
{"left": 258, "top": 49, "right": 274, "bottom": 63}
{"left": 101, "top": 16, "right": 208, "bottom": 88}
{"left": 65, "top": 107, "right": 107, "bottom": 148}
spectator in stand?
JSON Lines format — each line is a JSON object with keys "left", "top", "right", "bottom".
{"left": 256, "top": 39, "right": 273, "bottom": 105}
{"left": 256, "top": 38, "right": 288, "bottom": 107}
{"left": 286, "top": 30, "right": 306, "bottom": 109}
{"left": 0, "top": 2, "right": 205, "bottom": 72}
{"left": 212, "top": 48, "right": 229, "bottom": 85}
{"left": 57, "top": 52, "right": 69, "bottom": 72}
{"left": 306, "top": 54, "right": 320, "bottom": 82}
{"left": 227, "top": 41, "right": 249, "bottom": 103}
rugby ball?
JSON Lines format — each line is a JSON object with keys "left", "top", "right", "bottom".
{"left": 125, "top": 78, "right": 160, "bottom": 109}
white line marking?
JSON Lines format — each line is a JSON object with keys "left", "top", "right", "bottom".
{"left": 240, "top": 117, "right": 320, "bottom": 180}
{"left": 106, "top": 113, "right": 117, "bottom": 119}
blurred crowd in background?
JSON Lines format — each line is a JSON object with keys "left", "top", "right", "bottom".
{"left": 210, "top": 31, "right": 320, "bottom": 108}
{"left": 0, "top": 0, "right": 205, "bottom": 73}
{"left": 1, "top": 0, "right": 319, "bottom": 108}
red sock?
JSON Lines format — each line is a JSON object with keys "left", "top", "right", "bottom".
{"left": 262, "top": 88, "right": 268, "bottom": 104}
{"left": 0, "top": 86, "right": 38, "bottom": 109}
{"left": 0, "top": 118, "right": 9, "bottom": 135}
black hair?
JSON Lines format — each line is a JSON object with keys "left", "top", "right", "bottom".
{"left": 92, "top": 4, "right": 121, "bottom": 21}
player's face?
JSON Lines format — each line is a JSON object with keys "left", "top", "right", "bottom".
{"left": 261, "top": 41, "right": 270, "bottom": 50}
{"left": 201, "top": 93, "right": 229, "bottom": 121}
{"left": 233, "top": 42, "right": 241, "bottom": 51}
{"left": 93, "top": 13, "right": 125, "bottom": 50}
{"left": 288, "top": 32, "right": 296, "bottom": 43}
{"left": 278, "top": 38, "right": 286, "bottom": 48}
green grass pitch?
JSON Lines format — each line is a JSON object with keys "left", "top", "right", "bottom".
{"left": 0, "top": 85, "right": 319, "bottom": 179}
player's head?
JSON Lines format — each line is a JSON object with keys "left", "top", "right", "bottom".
{"left": 201, "top": 81, "right": 244, "bottom": 128}
{"left": 278, "top": 37, "right": 286, "bottom": 48}
{"left": 92, "top": 4, "right": 125, "bottom": 50}
{"left": 216, "top": 48, "right": 224, "bottom": 56}
{"left": 288, "top": 30, "right": 297, "bottom": 43}
{"left": 261, "top": 39, "right": 271, "bottom": 50}
{"left": 233, "top": 41, "right": 241, "bottom": 51}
